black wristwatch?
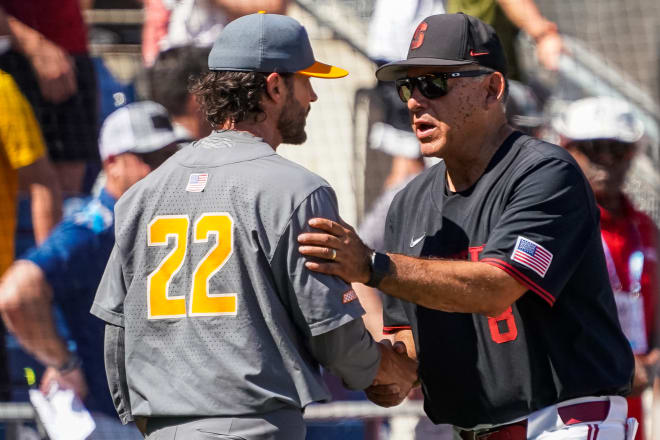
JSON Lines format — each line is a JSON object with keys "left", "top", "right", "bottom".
{"left": 365, "top": 251, "right": 391, "bottom": 288}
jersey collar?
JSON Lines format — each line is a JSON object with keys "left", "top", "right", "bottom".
{"left": 177, "top": 130, "right": 277, "bottom": 168}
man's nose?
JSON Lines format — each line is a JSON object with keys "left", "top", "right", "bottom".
{"left": 407, "top": 87, "right": 427, "bottom": 112}
{"left": 309, "top": 83, "right": 318, "bottom": 102}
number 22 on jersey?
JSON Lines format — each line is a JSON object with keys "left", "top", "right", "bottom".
{"left": 147, "top": 213, "right": 237, "bottom": 319}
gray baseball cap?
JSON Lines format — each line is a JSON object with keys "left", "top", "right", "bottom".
{"left": 208, "top": 12, "right": 348, "bottom": 78}
{"left": 99, "top": 101, "right": 185, "bottom": 160}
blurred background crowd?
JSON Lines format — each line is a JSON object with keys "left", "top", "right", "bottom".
{"left": 0, "top": 0, "right": 658, "bottom": 439}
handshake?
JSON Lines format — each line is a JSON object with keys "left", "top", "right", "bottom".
{"left": 367, "top": 340, "right": 419, "bottom": 407}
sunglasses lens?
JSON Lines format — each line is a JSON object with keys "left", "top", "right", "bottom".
{"left": 396, "top": 79, "right": 413, "bottom": 103}
{"left": 421, "top": 76, "right": 448, "bottom": 99}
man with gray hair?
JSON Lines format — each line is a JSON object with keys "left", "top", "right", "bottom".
{"left": 298, "top": 13, "right": 637, "bottom": 440}
{"left": 91, "top": 12, "right": 417, "bottom": 440}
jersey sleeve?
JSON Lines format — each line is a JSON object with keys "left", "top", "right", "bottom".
{"left": 479, "top": 158, "right": 598, "bottom": 306}
{"left": 0, "top": 71, "right": 46, "bottom": 169}
{"left": 307, "top": 318, "right": 380, "bottom": 390}
{"left": 91, "top": 244, "right": 127, "bottom": 327}
{"left": 270, "top": 186, "right": 364, "bottom": 337}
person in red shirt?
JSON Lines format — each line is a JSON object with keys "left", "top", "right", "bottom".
{"left": 0, "top": 0, "right": 97, "bottom": 195}
{"left": 554, "top": 96, "right": 660, "bottom": 440}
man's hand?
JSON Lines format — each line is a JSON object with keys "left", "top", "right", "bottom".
{"left": 7, "top": 15, "right": 78, "bottom": 103}
{"left": 366, "top": 340, "right": 418, "bottom": 407}
{"left": 28, "top": 38, "right": 77, "bottom": 103}
{"left": 631, "top": 349, "right": 660, "bottom": 396}
{"left": 40, "top": 366, "right": 89, "bottom": 401}
{"left": 298, "top": 218, "right": 372, "bottom": 284}
{"left": 535, "top": 30, "right": 563, "bottom": 71}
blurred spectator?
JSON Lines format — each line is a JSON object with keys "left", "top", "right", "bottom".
{"left": 141, "top": 0, "right": 290, "bottom": 66}
{"left": 366, "top": 0, "right": 444, "bottom": 164}
{"left": 147, "top": 45, "right": 211, "bottom": 140}
{"left": 554, "top": 96, "right": 659, "bottom": 440}
{"left": 0, "top": 1, "right": 98, "bottom": 195}
{"left": 0, "top": 101, "right": 182, "bottom": 439}
{"left": 0, "top": 69, "right": 61, "bottom": 276}
{"left": 0, "top": 67, "right": 62, "bottom": 411}
{"left": 446, "top": 0, "right": 563, "bottom": 76}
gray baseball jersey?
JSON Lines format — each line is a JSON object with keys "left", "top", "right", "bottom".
{"left": 91, "top": 131, "right": 366, "bottom": 418}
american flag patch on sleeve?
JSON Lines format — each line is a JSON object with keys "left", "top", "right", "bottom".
{"left": 342, "top": 289, "right": 358, "bottom": 304}
{"left": 186, "top": 173, "right": 208, "bottom": 192}
{"left": 511, "top": 236, "right": 553, "bottom": 278}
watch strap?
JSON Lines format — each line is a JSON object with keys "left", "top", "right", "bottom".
{"left": 366, "top": 251, "right": 390, "bottom": 288}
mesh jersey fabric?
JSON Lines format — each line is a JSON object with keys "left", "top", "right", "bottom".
{"left": 92, "top": 131, "right": 364, "bottom": 418}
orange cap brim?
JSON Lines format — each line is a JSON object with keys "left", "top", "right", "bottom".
{"left": 297, "top": 61, "right": 348, "bottom": 78}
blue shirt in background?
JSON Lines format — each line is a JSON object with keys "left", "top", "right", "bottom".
{"left": 23, "top": 188, "right": 116, "bottom": 417}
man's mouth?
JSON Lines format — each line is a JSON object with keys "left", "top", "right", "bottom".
{"left": 414, "top": 122, "right": 435, "bottom": 138}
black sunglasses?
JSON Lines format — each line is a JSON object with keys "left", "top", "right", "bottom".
{"left": 395, "top": 70, "right": 491, "bottom": 103}
{"left": 571, "top": 139, "right": 636, "bottom": 160}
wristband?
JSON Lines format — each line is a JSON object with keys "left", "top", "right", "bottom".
{"left": 56, "top": 352, "right": 82, "bottom": 374}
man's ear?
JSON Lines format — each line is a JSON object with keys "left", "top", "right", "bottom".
{"left": 485, "top": 71, "right": 506, "bottom": 107}
{"left": 264, "top": 72, "right": 288, "bottom": 104}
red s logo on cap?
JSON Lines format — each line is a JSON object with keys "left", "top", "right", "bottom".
{"left": 410, "top": 22, "right": 428, "bottom": 50}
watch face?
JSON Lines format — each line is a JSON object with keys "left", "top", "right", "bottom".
{"left": 367, "top": 252, "right": 391, "bottom": 288}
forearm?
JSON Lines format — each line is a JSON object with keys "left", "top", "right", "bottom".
{"left": 0, "top": 262, "right": 69, "bottom": 367}
{"left": 381, "top": 254, "right": 525, "bottom": 316}
{"left": 30, "top": 183, "right": 62, "bottom": 244}
{"left": 20, "top": 158, "right": 63, "bottom": 244}
{"left": 496, "top": 0, "right": 557, "bottom": 41}
{"left": 8, "top": 313, "right": 69, "bottom": 369}
{"left": 352, "top": 282, "right": 384, "bottom": 340}
{"left": 6, "top": 15, "right": 44, "bottom": 56}
{"left": 210, "top": 0, "right": 289, "bottom": 20}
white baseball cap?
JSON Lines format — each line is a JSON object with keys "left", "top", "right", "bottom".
{"left": 99, "top": 101, "right": 185, "bottom": 160}
{"left": 552, "top": 96, "right": 644, "bottom": 144}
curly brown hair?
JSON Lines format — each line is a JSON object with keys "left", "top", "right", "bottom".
{"left": 189, "top": 71, "right": 292, "bottom": 127}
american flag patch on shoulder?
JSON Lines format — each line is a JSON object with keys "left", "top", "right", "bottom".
{"left": 511, "top": 236, "right": 553, "bottom": 278}
{"left": 186, "top": 173, "right": 208, "bottom": 192}
{"left": 342, "top": 289, "right": 358, "bottom": 304}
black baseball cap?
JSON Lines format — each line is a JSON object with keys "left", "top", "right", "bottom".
{"left": 376, "top": 13, "right": 508, "bottom": 81}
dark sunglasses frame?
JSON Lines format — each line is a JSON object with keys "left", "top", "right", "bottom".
{"left": 395, "top": 70, "right": 492, "bottom": 103}
{"left": 571, "top": 139, "right": 636, "bottom": 160}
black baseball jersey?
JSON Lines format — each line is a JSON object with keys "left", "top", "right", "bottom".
{"left": 382, "top": 132, "right": 634, "bottom": 429}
